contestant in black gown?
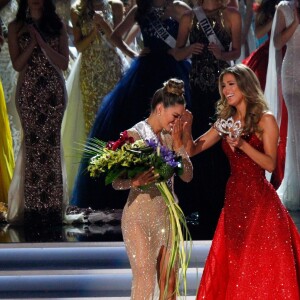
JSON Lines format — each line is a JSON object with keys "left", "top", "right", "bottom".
{"left": 71, "top": 0, "right": 192, "bottom": 210}
{"left": 171, "top": 0, "right": 242, "bottom": 235}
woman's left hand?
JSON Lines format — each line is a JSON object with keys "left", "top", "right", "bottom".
{"left": 30, "top": 25, "right": 46, "bottom": 48}
{"left": 172, "top": 117, "right": 185, "bottom": 150}
{"left": 225, "top": 134, "right": 244, "bottom": 149}
{"left": 207, "top": 42, "right": 223, "bottom": 60}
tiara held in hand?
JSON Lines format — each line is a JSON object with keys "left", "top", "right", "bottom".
{"left": 214, "top": 117, "right": 243, "bottom": 138}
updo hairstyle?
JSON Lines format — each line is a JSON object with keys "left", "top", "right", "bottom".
{"left": 150, "top": 78, "right": 186, "bottom": 112}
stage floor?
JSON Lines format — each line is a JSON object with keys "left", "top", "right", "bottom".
{"left": 0, "top": 210, "right": 299, "bottom": 244}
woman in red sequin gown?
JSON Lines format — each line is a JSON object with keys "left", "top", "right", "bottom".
{"left": 183, "top": 64, "right": 300, "bottom": 299}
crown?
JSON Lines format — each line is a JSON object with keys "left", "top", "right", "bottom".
{"left": 214, "top": 117, "right": 243, "bottom": 138}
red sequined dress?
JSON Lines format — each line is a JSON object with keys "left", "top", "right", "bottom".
{"left": 197, "top": 133, "right": 300, "bottom": 299}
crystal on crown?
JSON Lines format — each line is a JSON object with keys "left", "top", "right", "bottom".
{"left": 214, "top": 117, "right": 243, "bottom": 138}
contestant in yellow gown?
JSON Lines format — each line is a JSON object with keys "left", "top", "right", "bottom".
{"left": 0, "top": 79, "right": 14, "bottom": 207}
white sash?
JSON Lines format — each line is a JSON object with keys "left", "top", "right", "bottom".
{"left": 148, "top": 14, "right": 177, "bottom": 48}
{"left": 133, "top": 121, "right": 160, "bottom": 144}
{"left": 193, "top": 5, "right": 225, "bottom": 51}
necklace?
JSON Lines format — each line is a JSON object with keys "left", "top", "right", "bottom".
{"left": 145, "top": 119, "right": 162, "bottom": 144}
{"left": 151, "top": 5, "right": 166, "bottom": 18}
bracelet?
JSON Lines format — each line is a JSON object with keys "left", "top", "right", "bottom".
{"left": 175, "top": 145, "right": 189, "bottom": 158}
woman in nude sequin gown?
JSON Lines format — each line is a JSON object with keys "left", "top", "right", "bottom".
{"left": 112, "top": 79, "right": 193, "bottom": 299}
{"left": 7, "top": 0, "right": 69, "bottom": 224}
{"left": 182, "top": 64, "right": 300, "bottom": 299}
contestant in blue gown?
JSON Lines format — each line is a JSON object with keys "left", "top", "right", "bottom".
{"left": 71, "top": 0, "right": 192, "bottom": 210}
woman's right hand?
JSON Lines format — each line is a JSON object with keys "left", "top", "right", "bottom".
{"left": 27, "top": 24, "right": 38, "bottom": 47}
{"left": 181, "top": 109, "right": 193, "bottom": 131}
{"left": 138, "top": 47, "right": 150, "bottom": 57}
{"left": 131, "top": 167, "right": 159, "bottom": 188}
{"left": 188, "top": 42, "right": 204, "bottom": 55}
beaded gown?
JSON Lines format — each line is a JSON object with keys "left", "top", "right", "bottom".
{"left": 7, "top": 30, "right": 68, "bottom": 224}
{"left": 276, "top": 1, "right": 300, "bottom": 210}
{"left": 62, "top": 0, "right": 128, "bottom": 196}
{"left": 174, "top": 8, "right": 231, "bottom": 234}
{"left": 112, "top": 121, "right": 193, "bottom": 299}
{"left": 197, "top": 133, "right": 300, "bottom": 299}
{"left": 71, "top": 8, "right": 191, "bottom": 210}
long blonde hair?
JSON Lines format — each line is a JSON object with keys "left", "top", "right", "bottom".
{"left": 216, "top": 64, "right": 269, "bottom": 134}
{"left": 72, "top": 0, "right": 103, "bottom": 16}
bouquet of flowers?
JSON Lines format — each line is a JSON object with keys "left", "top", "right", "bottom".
{"left": 84, "top": 130, "right": 192, "bottom": 297}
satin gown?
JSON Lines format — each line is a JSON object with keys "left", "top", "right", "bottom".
{"left": 113, "top": 121, "right": 193, "bottom": 299}
{"left": 0, "top": 80, "right": 14, "bottom": 205}
{"left": 197, "top": 133, "right": 300, "bottom": 299}
{"left": 71, "top": 9, "right": 191, "bottom": 210}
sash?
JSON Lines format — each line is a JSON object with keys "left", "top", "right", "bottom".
{"left": 193, "top": 5, "right": 225, "bottom": 51}
{"left": 133, "top": 121, "right": 160, "bottom": 145}
{"left": 147, "top": 11, "right": 176, "bottom": 48}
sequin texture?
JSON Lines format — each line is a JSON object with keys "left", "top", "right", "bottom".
{"left": 17, "top": 32, "right": 66, "bottom": 224}
{"left": 113, "top": 123, "right": 193, "bottom": 299}
{"left": 189, "top": 9, "right": 231, "bottom": 92}
{"left": 197, "top": 134, "right": 300, "bottom": 299}
{"left": 76, "top": 2, "right": 127, "bottom": 134}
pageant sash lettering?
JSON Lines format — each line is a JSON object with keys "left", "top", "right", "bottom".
{"left": 193, "top": 5, "right": 225, "bottom": 51}
{"left": 148, "top": 13, "right": 176, "bottom": 48}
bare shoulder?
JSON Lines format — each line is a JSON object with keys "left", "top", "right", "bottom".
{"left": 127, "top": 128, "right": 140, "bottom": 141}
{"left": 109, "top": 0, "right": 124, "bottom": 9}
{"left": 222, "top": 6, "right": 241, "bottom": 30}
{"left": 180, "top": 8, "right": 194, "bottom": 21}
{"left": 259, "top": 111, "right": 279, "bottom": 129}
{"left": 173, "top": 0, "right": 192, "bottom": 11}
{"left": 8, "top": 20, "right": 22, "bottom": 33}
{"left": 223, "top": 6, "right": 241, "bottom": 21}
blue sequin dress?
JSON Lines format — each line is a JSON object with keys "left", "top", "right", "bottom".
{"left": 71, "top": 11, "right": 191, "bottom": 209}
